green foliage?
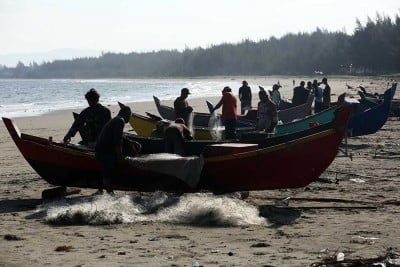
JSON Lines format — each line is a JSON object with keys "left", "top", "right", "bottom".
{"left": 1, "top": 13, "right": 399, "bottom": 78}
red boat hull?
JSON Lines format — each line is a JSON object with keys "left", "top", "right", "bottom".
{"left": 2, "top": 105, "right": 350, "bottom": 193}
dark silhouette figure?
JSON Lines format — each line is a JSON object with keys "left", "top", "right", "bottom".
{"left": 292, "top": 81, "right": 310, "bottom": 106}
{"left": 238, "top": 80, "right": 252, "bottom": 115}
{"left": 174, "top": 88, "right": 193, "bottom": 125}
{"left": 95, "top": 103, "right": 132, "bottom": 195}
{"left": 164, "top": 118, "right": 193, "bottom": 156}
{"left": 63, "top": 88, "right": 111, "bottom": 147}
{"left": 321, "top": 77, "right": 331, "bottom": 110}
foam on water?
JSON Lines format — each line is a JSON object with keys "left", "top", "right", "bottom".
{"left": 43, "top": 192, "right": 266, "bottom": 226}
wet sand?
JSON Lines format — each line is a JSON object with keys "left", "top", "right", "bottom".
{"left": 0, "top": 76, "right": 399, "bottom": 266}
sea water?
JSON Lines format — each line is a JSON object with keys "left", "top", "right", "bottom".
{"left": 42, "top": 192, "right": 267, "bottom": 226}
{"left": 0, "top": 78, "right": 243, "bottom": 118}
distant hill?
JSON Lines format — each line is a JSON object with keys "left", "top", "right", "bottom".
{"left": 0, "top": 48, "right": 102, "bottom": 67}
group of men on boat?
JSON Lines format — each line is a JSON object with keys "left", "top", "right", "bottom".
{"left": 64, "top": 78, "right": 332, "bottom": 194}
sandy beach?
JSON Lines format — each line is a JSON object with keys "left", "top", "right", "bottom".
{"left": 1, "top": 76, "right": 399, "bottom": 266}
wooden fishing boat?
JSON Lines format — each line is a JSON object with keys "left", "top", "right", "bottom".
{"left": 129, "top": 112, "right": 252, "bottom": 140}
{"left": 153, "top": 96, "right": 254, "bottom": 127}
{"left": 130, "top": 94, "right": 344, "bottom": 140}
{"left": 242, "top": 94, "right": 315, "bottom": 123}
{"left": 347, "top": 84, "right": 397, "bottom": 137}
{"left": 153, "top": 94, "right": 314, "bottom": 126}
{"left": 3, "top": 105, "right": 350, "bottom": 193}
{"left": 125, "top": 103, "right": 349, "bottom": 156}
{"left": 358, "top": 85, "right": 400, "bottom": 117}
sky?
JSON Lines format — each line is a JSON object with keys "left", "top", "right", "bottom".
{"left": 0, "top": 0, "right": 399, "bottom": 67}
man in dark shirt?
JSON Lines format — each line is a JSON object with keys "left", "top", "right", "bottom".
{"left": 164, "top": 118, "right": 193, "bottom": 156}
{"left": 238, "top": 80, "right": 252, "bottom": 115}
{"left": 292, "top": 81, "right": 310, "bottom": 106}
{"left": 95, "top": 103, "right": 132, "bottom": 195}
{"left": 64, "top": 88, "right": 111, "bottom": 147}
{"left": 321, "top": 77, "right": 331, "bottom": 110}
{"left": 173, "top": 88, "right": 193, "bottom": 125}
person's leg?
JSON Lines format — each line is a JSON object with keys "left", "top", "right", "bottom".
{"left": 95, "top": 153, "right": 116, "bottom": 194}
{"left": 240, "top": 102, "right": 246, "bottom": 115}
{"left": 242, "top": 100, "right": 251, "bottom": 115}
{"left": 173, "top": 137, "right": 185, "bottom": 156}
{"left": 164, "top": 131, "right": 175, "bottom": 154}
{"left": 267, "top": 121, "right": 277, "bottom": 133}
{"left": 224, "top": 119, "right": 237, "bottom": 139}
{"left": 257, "top": 118, "right": 267, "bottom": 131}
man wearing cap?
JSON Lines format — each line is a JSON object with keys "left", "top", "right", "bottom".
{"left": 95, "top": 103, "right": 133, "bottom": 195}
{"left": 63, "top": 88, "right": 111, "bottom": 147}
{"left": 238, "top": 80, "right": 252, "bottom": 115}
{"left": 211, "top": 86, "right": 238, "bottom": 139}
{"left": 174, "top": 88, "right": 193, "bottom": 125}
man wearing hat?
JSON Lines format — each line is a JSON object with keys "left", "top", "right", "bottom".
{"left": 211, "top": 86, "right": 238, "bottom": 139}
{"left": 174, "top": 88, "right": 193, "bottom": 125}
{"left": 238, "top": 80, "right": 252, "bottom": 115}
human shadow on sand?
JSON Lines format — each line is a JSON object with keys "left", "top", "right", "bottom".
{"left": 258, "top": 205, "right": 301, "bottom": 228}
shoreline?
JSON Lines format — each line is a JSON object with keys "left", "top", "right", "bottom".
{"left": 2, "top": 75, "right": 396, "bottom": 120}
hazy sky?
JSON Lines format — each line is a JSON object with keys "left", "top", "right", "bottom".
{"left": 0, "top": 0, "right": 399, "bottom": 66}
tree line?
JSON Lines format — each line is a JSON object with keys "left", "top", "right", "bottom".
{"left": 1, "top": 13, "right": 399, "bottom": 78}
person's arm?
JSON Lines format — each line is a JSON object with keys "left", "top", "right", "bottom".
{"left": 256, "top": 102, "right": 261, "bottom": 129}
{"left": 105, "top": 108, "right": 112, "bottom": 121}
{"left": 186, "top": 105, "right": 193, "bottom": 113}
{"left": 112, "top": 119, "right": 125, "bottom": 160}
{"left": 182, "top": 125, "right": 194, "bottom": 140}
{"left": 211, "top": 98, "right": 223, "bottom": 113}
{"left": 64, "top": 109, "right": 87, "bottom": 143}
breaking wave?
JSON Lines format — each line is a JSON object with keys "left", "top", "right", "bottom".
{"left": 42, "top": 192, "right": 266, "bottom": 226}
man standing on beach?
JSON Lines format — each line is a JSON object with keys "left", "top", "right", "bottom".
{"left": 63, "top": 88, "right": 111, "bottom": 147}
{"left": 238, "top": 80, "right": 252, "bottom": 115}
{"left": 211, "top": 86, "right": 238, "bottom": 140}
{"left": 174, "top": 88, "right": 193, "bottom": 126}
{"left": 95, "top": 103, "right": 132, "bottom": 195}
{"left": 321, "top": 77, "right": 331, "bottom": 110}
